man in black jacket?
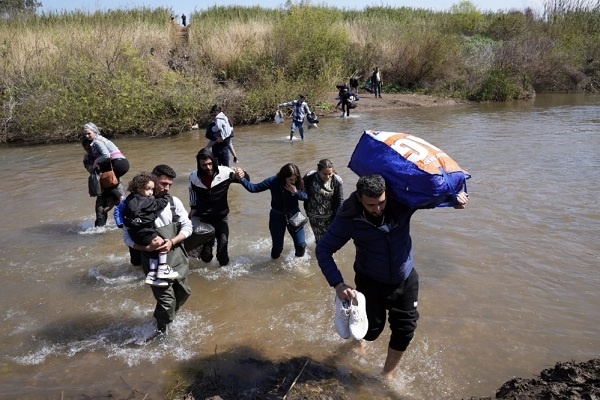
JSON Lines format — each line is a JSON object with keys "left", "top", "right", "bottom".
{"left": 188, "top": 149, "right": 248, "bottom": 266}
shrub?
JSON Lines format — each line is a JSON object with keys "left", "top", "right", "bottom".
{"left": 271, "top": 6, "right": 349, "bottom": 84}
{"left": 468, "top": 68, "right": 521, "bottom": 101}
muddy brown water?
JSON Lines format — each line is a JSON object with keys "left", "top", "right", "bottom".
{"left": 0, "top": 93, "right": 598, "bottom": 399}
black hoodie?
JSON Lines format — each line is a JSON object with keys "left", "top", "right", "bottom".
{"left": 188, "top": 149, "right": 247, "bottom": 218}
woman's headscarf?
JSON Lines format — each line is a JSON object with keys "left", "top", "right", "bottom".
{"left": 82, "top": 122, "right": 101, "bottom": 136}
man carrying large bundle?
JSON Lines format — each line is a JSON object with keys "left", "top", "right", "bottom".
{"left": 316, "top": 174, "right": 469, "bottom": 380}
{"left": 316, "top": 131, "right": 470, "bottom": 380}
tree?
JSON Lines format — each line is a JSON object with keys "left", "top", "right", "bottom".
{"left": 0, "top": 0, "right": 42, "bottom": 16}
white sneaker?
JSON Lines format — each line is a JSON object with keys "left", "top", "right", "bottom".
{"left": 349, "top": 291, "right": 368, "bottom": 340}
{"left": 156, "top": 264, "right": 179, "bottom": 279}
{"left": 145, "top": 271, "right": 169, "bottom": 287}
{"left": 334, "top": 296, "right": 351, "bottom": 339}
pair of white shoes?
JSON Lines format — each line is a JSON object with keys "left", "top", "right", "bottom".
{"left": 334, "top": 291, "right": 368, "bottom": 340}
{"left": 145, "top": 264, "right": 178, "bottom": 287}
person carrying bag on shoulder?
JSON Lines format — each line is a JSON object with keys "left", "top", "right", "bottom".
{"left": 82, "top": 122, "right": 129, "bottom": 205}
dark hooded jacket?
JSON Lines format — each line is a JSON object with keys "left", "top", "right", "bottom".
{"left": 315, "top": 191, "right": 416, "bottom": 286}
{"left": 123, "top": 193, "right": 169, "bottom": 229}
{"left": 188, "top": 149, "right": 247, "bottom": 218}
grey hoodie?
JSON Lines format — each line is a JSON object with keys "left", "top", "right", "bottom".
{"left": 211, "top": 112, "right": 233, "bottom": 140}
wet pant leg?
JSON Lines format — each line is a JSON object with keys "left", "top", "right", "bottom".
{"left": 287, "top": 224, "right": 306, "bottom": 257}
{"left": 269, "top": 210, "right": 287, "bottom": 259}
{"left": 94, "top": 195, "right": 108, "bottom": 227}
{"left": 129, "top": 246, "right": 142, "bottom": 266}
{"left": 213, "top": 216, "right": 230, "bottom": 265}
{"left": 355, "top": 269, "right": 420, "bottom": 352}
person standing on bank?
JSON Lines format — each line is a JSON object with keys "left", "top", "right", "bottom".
{"left": 122, "top": 164, "right": 193, "bottom": 339}
{"left": 82, "top": 122, "right": 130, "bottom": 206}
{"left": 316, "top": 174, "right": 469, "bottom": 380}
{"left": 237, "top": 163, "right": 308, "bottom": 259}
{"left": 278, "top": 94, "right": 312, "bottom": 141}
{"left": 189, "top": 149, "right": 248, "bottom": 266}
{"left": 371, "top": 66, "right": 383, "bottom": 98}
{"left": 303, "top": 159, "right": 344, "bottom": 243}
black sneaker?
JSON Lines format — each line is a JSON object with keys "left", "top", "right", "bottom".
{"left": 200, "top": 244, "right": 214, "bottom": 263}
{"left": 145, "top": 323, "right": 169, "bottom": 342}
{"left": 295, "top": 246, "right": 306, "bottom": 257}
{"left": 158, "top": 322, "right": 169, "bottom": 334}
{"left": 218, "top": 255, "right": 230, "bottom": 266}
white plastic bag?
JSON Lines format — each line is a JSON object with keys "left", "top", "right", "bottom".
{"left": 274, "top": 109, "right": 284, "bottom": 124}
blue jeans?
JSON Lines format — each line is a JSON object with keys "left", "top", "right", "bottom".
{"left": 373, "top": 81, "right": 382, "bottom": 97}
{"left": 269, "top": 210, "right": 306, "bottom": 258}
{"left": 290, "top": 119, "right": 304, "bottom": 139}
{"left": 212, "top": 141, "right": 231, "bottom": 166}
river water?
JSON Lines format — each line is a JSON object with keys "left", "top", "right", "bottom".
{"left": 0, "top": 93, "right": 598, "bottom": 399}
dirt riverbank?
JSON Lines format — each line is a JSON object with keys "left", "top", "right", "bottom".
{"left": 175, "top": 357, "right": 599, "bottom": 399}
{"left": 322, "top": 91, "right": 472, "bottom": 116}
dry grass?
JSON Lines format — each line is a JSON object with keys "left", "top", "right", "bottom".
{"left": 192, "top": 20, "right": 273, "bottom": 69}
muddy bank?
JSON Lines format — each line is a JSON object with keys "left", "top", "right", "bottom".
{"left": 322, "top": 91, "right": 472, "bottom": 116}
{"left": 175, "top": 357, "right": 599, "bottom": 399}
{"left": 469, "top": 358, "right": 600, "bottom": 400}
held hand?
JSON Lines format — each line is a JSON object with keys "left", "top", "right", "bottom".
{"left": 454, "top": 192, "right": 469, "bottom": 209}
{"left": 233, "top": 167, "right": 245, "bottom": 180}
{"left": 145, "top": 236, "right": 165, "bottom": 251}
{"left": 156, "top": 238, "right": 173, "bottom": 252}
{"left": 335, "top": 283, "right": 356, "bottom": 301}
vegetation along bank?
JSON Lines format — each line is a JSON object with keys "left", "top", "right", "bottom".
{"left": 1, "top": 0, "right": 599, "bottom": 144}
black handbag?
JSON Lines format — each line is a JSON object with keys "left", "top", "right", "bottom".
{"left": 286, "top": 211, "right": 308, "bottom": 232}
{"left": 283, "top": 189, "right": 307, "bottom": 232}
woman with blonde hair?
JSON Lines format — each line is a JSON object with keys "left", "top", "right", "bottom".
{"left": 82, "top": 122, "right": 129, "bottom": 204}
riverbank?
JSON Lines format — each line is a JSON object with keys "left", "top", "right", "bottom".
{"left": 322, "top": 91, "right": 473, "bottom": 115}
{"left": 3, "top": 5, "right": 597, "bottom": 143}
{"left": 174, "top": 357, "right": 600, "bottom": 399}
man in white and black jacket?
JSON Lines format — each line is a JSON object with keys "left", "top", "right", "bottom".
{"left": 188, "top": 148, "right": 248, "bottom": 266}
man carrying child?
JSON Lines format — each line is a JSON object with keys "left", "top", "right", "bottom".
{"left": 122, "top": 165, "right": 192, "bottom": 339}
{"left": 122, "top": 172, "right": 179, "bottom": 287}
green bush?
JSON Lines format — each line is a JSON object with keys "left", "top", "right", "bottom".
{"left": 271, "top": 6, "right": 349, "bottom": 83}
{"left": 468, "top": 68, "right": 521, "bottom": 101}
{"left": 445, "top": 1, "right": 486, "bottom": 36}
